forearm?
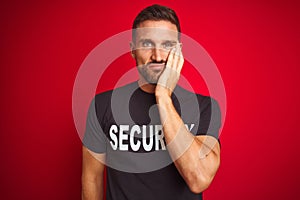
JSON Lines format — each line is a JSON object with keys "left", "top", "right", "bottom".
{"left": 82, "top": 146, "right": 105, "bottom": 200}
{"left": 82, "top": 176, "right": 103, "bottom": 200}
{"left": 156, "top": 94, "right": 220, "bottom": 193}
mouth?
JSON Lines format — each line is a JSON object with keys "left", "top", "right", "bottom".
{"left": 147, "top": 63, "right": 165, "bottom": 72}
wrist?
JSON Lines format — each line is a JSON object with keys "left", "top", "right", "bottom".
{"left": 155, "top": 84, "right": 172, "bottom": 97}
{"left": 155, "top": 93, "right": 172, "bottom": 106}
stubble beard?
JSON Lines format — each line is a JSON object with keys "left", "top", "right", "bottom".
{"left": 137, "top": 64, "right": 164, "bottom": 84}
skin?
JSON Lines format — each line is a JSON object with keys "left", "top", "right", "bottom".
{"left": 82, "top": 20, "right": 221, "bottom": 199}
{"left": 82, "top": 148, "right": 105, "bottom": 200}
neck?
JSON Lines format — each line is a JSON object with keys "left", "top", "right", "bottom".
{"left": 138, "top": 79, "right": 156, "bottom": 93}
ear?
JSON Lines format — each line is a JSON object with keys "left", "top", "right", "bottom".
{"left": 130, "top": 42, "right": 136, "bottom": 59}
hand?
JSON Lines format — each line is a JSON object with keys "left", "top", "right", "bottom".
{"left": 156, "top": 44, "right": 184, "bottom": 97}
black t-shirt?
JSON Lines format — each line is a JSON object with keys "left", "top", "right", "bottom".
{"left": 83, "top": 81, "right": 221, "bottom": 200}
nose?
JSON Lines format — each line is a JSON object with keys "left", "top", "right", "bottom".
{"left": 151, "top": 48, "right": 165, "bottom": 63}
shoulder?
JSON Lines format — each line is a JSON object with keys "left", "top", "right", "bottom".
{"left": 94, "top": 81, "right": 138, "bottom": 105}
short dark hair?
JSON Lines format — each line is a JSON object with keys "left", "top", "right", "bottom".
{"left": 132, "top": 4, "right": 181, "bottom": 41}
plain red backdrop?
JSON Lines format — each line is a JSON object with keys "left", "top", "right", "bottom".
{"left": 1, "top": 0, "right": 299, "bottom": 199}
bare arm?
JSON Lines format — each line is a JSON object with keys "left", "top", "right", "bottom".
{"left": 156, "top": 45, "right": 220, "bottom": 193}
{"left": 82, "top": 146, "right": 105, "bottom": 200}
{"left": 156, "top": 94, "right": 220, "bottom": 193}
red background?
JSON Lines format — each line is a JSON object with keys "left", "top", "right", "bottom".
{"left": 1, "top": 0, "right": 300, "bottom": 199}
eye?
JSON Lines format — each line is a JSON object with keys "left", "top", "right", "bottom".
{"left": 142, "top": 41, "right": 154, "bottom": 48}
{"left": 162, "top": 42, "right": 176, "bottom": 50}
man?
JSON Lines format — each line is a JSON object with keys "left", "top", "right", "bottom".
{"left": 82, "top": 4, "right": 221, "bottom": 200}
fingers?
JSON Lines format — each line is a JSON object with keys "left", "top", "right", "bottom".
{"left": 175, "top": 44, "right": 184, "bottom": 73}
{"left": 166, "top": 48, "right": 175, "bottom": 68}
{"left": 156, "top": 43, "right": 184, "bottom": 94}
{"left": 166, "top": 43, "right": 184, "bottom": 73}
{"left": 172, "top": 47, "right": 179, "bottom": 71}
{"left": 177, "top": 43, "right": 184, "bottom": 72}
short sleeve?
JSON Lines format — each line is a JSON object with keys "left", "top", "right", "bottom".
{"left": 197, "top": 97, "right": 221, "bottom": 140}
{"left": 82, "top": 98, "right": 107, "bottom": 153}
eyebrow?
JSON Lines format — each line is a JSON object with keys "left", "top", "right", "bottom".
{"left": 138, "top": 38, "right": 178, "bottom": 43}
{"left": 138, "top": 39, "right": 153, "bottom": 43}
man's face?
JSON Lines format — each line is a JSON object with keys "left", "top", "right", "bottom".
{"left": 131, "top": 20, "right": 179, "bottom": 84}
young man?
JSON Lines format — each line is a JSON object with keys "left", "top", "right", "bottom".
{"left": 82, "top": 4, "right": 221, "bottom": 200}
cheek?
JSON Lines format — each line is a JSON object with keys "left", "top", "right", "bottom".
{"left": 135, "top": 51, "right": 151, "bottom": 64}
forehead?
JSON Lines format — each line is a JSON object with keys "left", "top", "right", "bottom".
{"left": 135, "top": 20, "right": 178, "bottom": 42}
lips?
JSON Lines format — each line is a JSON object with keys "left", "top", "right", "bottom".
{"left": 147, "top": 63, "right": 165, "bottom": 71}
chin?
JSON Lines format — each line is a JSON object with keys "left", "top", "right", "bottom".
{"left": 145, "top": 79, "right": 158, "bottom": 84}
{"left": 148, "top": 82, "right": 158, "bottom": 85}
